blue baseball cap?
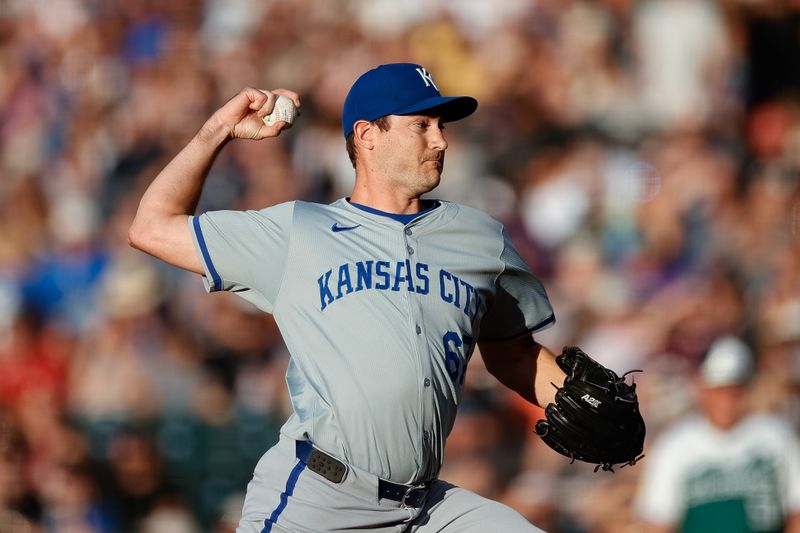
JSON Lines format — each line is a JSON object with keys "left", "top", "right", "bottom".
{"left": 342, "top": 63, "right": 478, "bottom": 138}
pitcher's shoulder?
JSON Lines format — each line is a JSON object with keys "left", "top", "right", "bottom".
{"left": 443, "top": 201, "right": 504, "bottom": 233}
{"left": 287, "top": 199, "right": 341, "bottom": 218}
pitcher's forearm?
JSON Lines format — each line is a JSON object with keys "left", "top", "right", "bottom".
{"left": 479, "top": 336, "right": 566, "bottom": 408}
{"left": 139, "top": 116, "right": 231, "bottom": 219}
{"left": 128, "top": 117, "right": 231, "bottom": 273}
{"left": 531, "top": 343, "right": 564, "bottom": 407}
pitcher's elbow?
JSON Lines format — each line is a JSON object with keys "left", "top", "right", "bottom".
{"left": 127, "top": 230, "right": 140, "bottom": 250}
{"left": 127, "top": 218, "right": 150, "bottom": 251}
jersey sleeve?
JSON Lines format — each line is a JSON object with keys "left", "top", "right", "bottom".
{"left": 634, "top": 428, "right": 685, "bottom": 527}
{"left": 633, "top": 417, "right": 692, "bottom": 528}
{"left": 479, "top": 228, "right": 554, "bottom": 340}
{"left": 189, "top": 201, "right": 294, "bottom": 312}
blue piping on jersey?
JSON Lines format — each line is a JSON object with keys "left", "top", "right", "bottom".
{"left": 531, "top": 313, "right": 555, "bottom": 332}
{"left": 479, "top": 314, "right": 556, "bottom": 342}
{"left": 350, "top": 200, "right": 439, "bottom": 224}
{"left": 261, "top": 441, "right": 311, "bottom": 533}
{"left": 192, "top": 216, "right": 222, "bottom": 291}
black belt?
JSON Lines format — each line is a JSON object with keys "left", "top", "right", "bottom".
{"left": 295, "top": 441, "right": 430, "bottom": 508}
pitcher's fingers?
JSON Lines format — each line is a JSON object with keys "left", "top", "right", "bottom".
{"left": 255, "top": 90, "right": 277, "bottom": 117}
{"left": 259, "top": 120, "right": 289, "bottom": 138}
{"left": 242, "top": 88, "right": 268, "bottom": 110}
{"left": 272, "top": 89, "right": 301, "bottom": 109}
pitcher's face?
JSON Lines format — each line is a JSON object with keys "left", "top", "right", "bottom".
{"left": 373, "top": 114, "right": 448, "bottom": 196}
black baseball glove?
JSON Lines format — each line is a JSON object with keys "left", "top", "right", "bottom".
{"left": 535, "top": 346, "right": 645, "bottom": 472}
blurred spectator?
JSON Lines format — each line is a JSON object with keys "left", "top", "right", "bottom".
{"left": 38, "top": 459, "right": 116, "bottom": 533}
{"left": 632, "top": 0, "right": 734, "bottom": 132}
{"left": 499, "top": 471, "right": 562, "bottom": 532}
{"left": 138, "top": 502, "right": 199, "bottom": 533}
{"left": 100, "top": 430, "right": 187, "bottom": 532}
{"left": 743, "top": 1, "right": 800, "bottom": 108}
{"left": 635, "top": 336, "right": 800, "bottom": 533}
{"left": 0, "top": 415, "right": 37, "bottom": 532}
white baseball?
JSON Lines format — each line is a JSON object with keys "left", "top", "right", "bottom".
{"left": 263, "top": 95, "right": 297, "bottom": 128}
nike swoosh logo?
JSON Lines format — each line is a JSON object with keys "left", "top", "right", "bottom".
{"left": 331, "top": 223, "right": 361, "bottom": 233}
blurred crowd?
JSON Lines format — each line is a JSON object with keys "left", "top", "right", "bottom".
{"left": 1, "top": 0, "right": 799, "bottom": 531}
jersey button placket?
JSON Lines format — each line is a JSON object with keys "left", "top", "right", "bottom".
{"left": 404, "top": 227, "right": 414, "bottom": 255}
{"left": 404, "top": 224, "right": 432, "bottom": 475}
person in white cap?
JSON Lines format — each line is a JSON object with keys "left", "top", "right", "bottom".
{"left": 634, "top": 336, "right": 800, "bottom": 533}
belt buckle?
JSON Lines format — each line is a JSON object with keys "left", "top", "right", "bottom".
{"left": 400, "top": 483, "right": 425, "bottom": 508}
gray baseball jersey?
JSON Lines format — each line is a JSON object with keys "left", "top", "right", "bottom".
{"left": 189, "top": 198, "right": 554, "bottom": 485}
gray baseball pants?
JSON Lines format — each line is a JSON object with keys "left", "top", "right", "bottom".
{"left": 236, "top": 434, "right": 544, "bottom": 533}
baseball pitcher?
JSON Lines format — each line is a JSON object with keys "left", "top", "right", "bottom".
{"left": 129, "top": 63, "right": 644, "bottom": 533}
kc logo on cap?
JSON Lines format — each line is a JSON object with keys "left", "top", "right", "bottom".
{"left": 415, "top": 67, "right": 438, "bottom": 90}
{"left": 341, "top": 63, "right": 477, "bottom": 138}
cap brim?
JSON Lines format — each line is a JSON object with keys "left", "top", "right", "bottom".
{"left": 393, "top": 95, "right": 478, "bottom": 123}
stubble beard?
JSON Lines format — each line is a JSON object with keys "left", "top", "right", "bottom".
{"left": 380, "top": 150, "right": 445, "bottom": 198}
{"left": 418, "top": 153, "right": 444, "bottom": 194}
{"left": 413, "top": 165, "right": 442, "bottom": 196}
